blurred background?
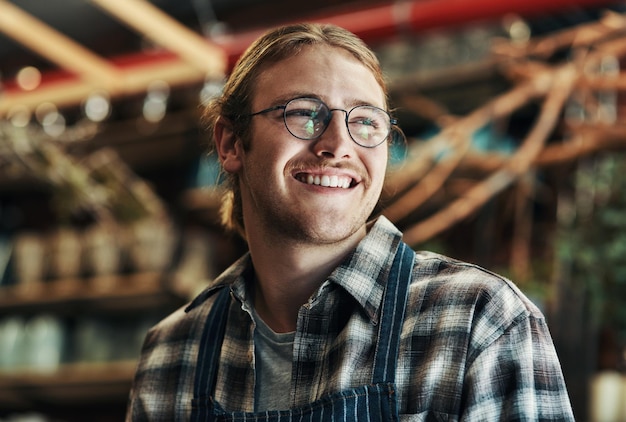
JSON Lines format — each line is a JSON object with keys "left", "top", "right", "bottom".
{"left": 0, "top": 0, "right": 625, "bottom": 420}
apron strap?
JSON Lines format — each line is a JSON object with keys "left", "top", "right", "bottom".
{"left": 372, "top": 241, "right": 414, "bottom": 384}
{"left": 192, "top": 286, "right": 231, "bottom": 403}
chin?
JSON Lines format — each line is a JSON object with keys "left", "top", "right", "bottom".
{"left": 303, "top": 221, "right": 368, "bottom": 245}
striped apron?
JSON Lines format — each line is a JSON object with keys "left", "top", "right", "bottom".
{"left": 191, "top": 242, "right": 414, "bottom": 422}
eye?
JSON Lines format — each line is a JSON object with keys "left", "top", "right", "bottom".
{"left": 353, "top": 117, "right": 376, "bottom": 127}
{"left": 286, "top": 108, "right": 319, "bottom": 135}
{"left": 349, "top": 111, "right": 382, "bottom": 129}
{"left": 285, "top": 107, "right": 319, "bottom": 119}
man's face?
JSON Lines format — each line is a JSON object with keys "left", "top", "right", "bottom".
{"left": 236, "top": 44, "right": 389, "bottom": 245}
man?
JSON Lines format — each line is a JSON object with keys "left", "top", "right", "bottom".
{"left": 127, "top": 23, "right": 574, "bottom": 421}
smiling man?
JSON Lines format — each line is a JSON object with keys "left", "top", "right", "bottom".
{"left": 126, "top": 23, "right": 574, "bottom": 421}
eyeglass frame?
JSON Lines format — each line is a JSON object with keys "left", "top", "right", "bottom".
{"left": 246, "top": 97, "right": 398, "bottom": 148}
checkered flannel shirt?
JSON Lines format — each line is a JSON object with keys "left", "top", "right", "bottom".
{"left": 126, "top": 216, "right": 574, "bottom": 421}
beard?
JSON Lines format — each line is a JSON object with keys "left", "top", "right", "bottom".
{"left": 241, "top": 160, "right": 381, "bottom": 246}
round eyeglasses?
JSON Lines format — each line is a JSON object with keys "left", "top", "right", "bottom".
{"left": 248, "top": 97, "right": 397, "bottom": 148}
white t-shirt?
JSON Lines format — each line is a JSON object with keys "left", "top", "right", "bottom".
{"left": 252, "top": 307, "right": 295, "bottom": 411}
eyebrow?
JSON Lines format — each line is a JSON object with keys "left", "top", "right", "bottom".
{"left": 268, "top": 92, "right": 317, "bottom": 106}
{"left": 268, "top": 93, "right": 382, "bottom": 109}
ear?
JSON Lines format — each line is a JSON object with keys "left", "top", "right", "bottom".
{"left": 214, "top": 116, "right": 243, "bottom": 174}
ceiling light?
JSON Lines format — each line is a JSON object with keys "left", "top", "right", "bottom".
{"left": 41, "top": 110, "right": 66, "bottom": 138}
{"left": 84, "top": 92, "right": 111, "bottom": 123}
{"left": 16, "top": 66, "right": 42, "bottom": 91}
{"left": 8, "top": 105, "right": 31, "bottom": 128}
{"left": 143, "top": 81, "right": 169, "bottom": 123}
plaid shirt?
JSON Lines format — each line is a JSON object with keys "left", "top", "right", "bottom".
{"left": 126, "top": 216, "right": 574, "bottom": 421}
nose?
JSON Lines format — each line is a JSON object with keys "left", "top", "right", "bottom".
{"left": 311, "top": 109, "right": 353, "bottom": 159}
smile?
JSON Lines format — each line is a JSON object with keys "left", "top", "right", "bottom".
{"left": 296, "top": 173, "right": 353, "bottom": 189}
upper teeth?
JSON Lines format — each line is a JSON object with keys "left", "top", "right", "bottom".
{"left": 303, "top": 174, "right": 352, "bottom": 188}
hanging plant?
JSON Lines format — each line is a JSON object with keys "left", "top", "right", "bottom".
{"left": 555, "top": 152, "right": 626, "bottom": 341}
{"left": 0, "top": 120, "right": 167, "bottom": 225}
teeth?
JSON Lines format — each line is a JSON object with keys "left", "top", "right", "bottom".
{"left": 300, "top": 174, "right": 352, "bottom": 189}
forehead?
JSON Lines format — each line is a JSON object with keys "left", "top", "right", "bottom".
{"left": 252, "top": 45, "right": 386, "bottom": 108}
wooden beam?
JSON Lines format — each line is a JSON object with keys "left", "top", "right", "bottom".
{"left": 90, "top": 0, "right": 226, "bottom": 78}
{"left": 0, "top": 58, "right": 206, "bottom": 115}
{"left": 0, "top": 0, "right": 121, "bottom": 88}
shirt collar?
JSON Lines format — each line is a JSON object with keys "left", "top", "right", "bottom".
{"left": 186, "top": 216, "right": 403, "bottom": 322}
{"left": 185, "top": 253, "right": 252, "bottom": 312}
{"left": 325, "top": 216, "right": 403, "bottom": 323}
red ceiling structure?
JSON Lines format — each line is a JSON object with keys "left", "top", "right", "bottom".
{"left": 0, "top": 0, "right": 620, "bottom": 115}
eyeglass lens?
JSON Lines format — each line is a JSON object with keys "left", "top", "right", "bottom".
{"left": 283, "top": 98, "right": 391, "bottom": 147}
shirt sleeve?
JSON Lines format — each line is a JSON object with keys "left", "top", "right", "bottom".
{"left": 402, "top": 254, "right": 575, "bottom": 421}
{"left": 125, "top": 306, "right": 199, "bottom": 422}
{"left": 462, "top": 309, "right": 575, "bottom": 421}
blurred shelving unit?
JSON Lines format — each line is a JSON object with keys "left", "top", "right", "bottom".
{"left": 0, "top": 109, "right": 218, "bottom": 421}
{"left": 0, "top": 272, "right": 176, "bottom": 313}
{"left": 0, "top": 360, "right": 137, "bottom": 409}
{"left": 0, "top": 274, "right": 181, "bottom": 409}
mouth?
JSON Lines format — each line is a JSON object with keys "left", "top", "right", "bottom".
{"left": 295, "top": 172, "right": 356, "bottom": 189}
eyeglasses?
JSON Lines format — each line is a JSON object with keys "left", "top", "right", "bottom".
{"left": 248, "top": 97, "right": 397, "bottom": 148}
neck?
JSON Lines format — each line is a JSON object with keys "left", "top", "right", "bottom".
{"left": 246, "top": 228, "right": 366, "bottom": 333}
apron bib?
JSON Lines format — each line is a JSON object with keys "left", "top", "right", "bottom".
{"left": 191, "top": 242, "right": 414, "bottom": 422}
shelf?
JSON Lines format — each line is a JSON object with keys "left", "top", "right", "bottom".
{"left": 0, "top": 360, "right": 137, "bottom": 407}
{"left": 0, "top": 272, "right": 183, "bottom": 314}
{"left": 180, "top": 187, "right": 224, "bottom": 227}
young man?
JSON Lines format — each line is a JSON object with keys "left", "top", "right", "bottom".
{"left": 127, "top": 23, "right": 574, "bottom": 421}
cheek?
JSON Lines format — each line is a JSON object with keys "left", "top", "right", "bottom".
{"left": 254, "top": 138, "right": 304, "bottom": 174}
{"left": 244, "top": 141, "right": 289, "bottom": 184}
{"left": 367, "top": 151, "right": 388, "bottom": 187}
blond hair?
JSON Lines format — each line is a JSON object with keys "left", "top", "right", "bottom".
{"left": 202, "top": 23, "right": 388, "bottom": 237}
